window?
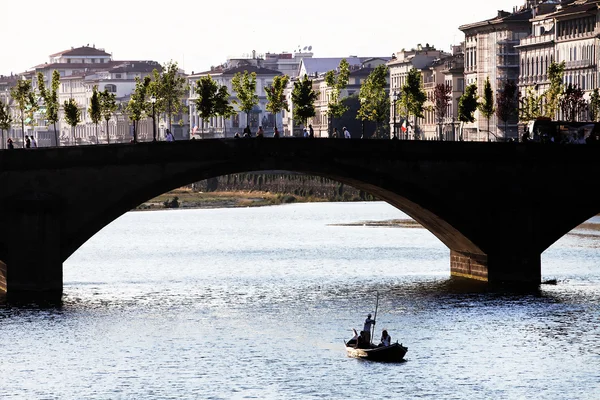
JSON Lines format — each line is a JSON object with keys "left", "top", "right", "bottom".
{"left": 115, "top": 74, "right": 122, "bottom": 79}
{"left": 105, "top": 84, "right": 117, "bottom": 93}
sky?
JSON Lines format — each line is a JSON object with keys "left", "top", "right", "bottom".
{"left": 1, "top": 0, "right": 525, "bottom": 76}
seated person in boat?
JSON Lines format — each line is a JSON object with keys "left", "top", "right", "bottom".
{"left": 356, "top": 331, "right": 370, "bottom": 349}
{"left": 378, "top": 329, "right": 391, "bottom": 347}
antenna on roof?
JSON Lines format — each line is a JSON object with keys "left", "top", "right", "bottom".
{"left": 308, "top": 46, "right": 312, "bottom": 51}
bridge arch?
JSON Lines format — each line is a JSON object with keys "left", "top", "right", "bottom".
{"left": 4, "top": 139, "right": 600, "bottom": 295}
{"left": 65, "top": 159, "right": 481, "bottom": 263}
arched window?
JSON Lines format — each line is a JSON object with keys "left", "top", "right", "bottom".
{"left": 105, "top": 84, "right": 117, "bottom": 93}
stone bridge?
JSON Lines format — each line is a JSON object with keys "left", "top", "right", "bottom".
{"left": 1, "top": 139, "right": 598, "bottom": 297}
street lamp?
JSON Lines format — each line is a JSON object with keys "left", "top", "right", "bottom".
{"left": 392, "top": 91, "right": 398, "bottom": 139}
{"left": 150, "top": 95, "right": 157, "bottom": 142}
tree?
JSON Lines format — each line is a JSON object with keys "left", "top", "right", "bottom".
{"left": 495, "top": 80, "right": 518, "bottom": 140}
{"left": 560, "top": 83, "right": 587, "bottom": 122}
{"left": 195, "top": 74, "right": 234, "bottom": 138}
{"left": 214, "top": 85, "right": 236, "bottom": 135}
{"left": 265, "top": 74, "right": 290, "bottom": 131}
{"left": 357, "top": 64, "right": 390, "bottom": 138}
{"left": 88, "top": 85, "right": 102, "bottom": 144}
{"left": 543, "top": 61, "right": 565, "bottom": 119}
{"left": 0, "top": 98, "right": 12, "bottom": 148}
{"left": 478, "top": 77, "right": 495, "bottom": 141}
{"left": 324, "top": 59, "right": 350, "bottom": 136}
{"left": 519, "top": 86, "right": 543, "bottom": 121}
{"left": 99, "top": 89, "right": 117, "bottom": 144}
{"left": 10, "top": 78, "right": 36, "bottom": 146}
{"left": 458, "top": 83, "right": 478, "bottom": 140}
{"left": 127, "top": 76, "right": 151, "bottom": 143}
{"left": 589, "top": 88, "right": 600, "bottom": 122}
{"left": 291, "top": 74, "right": 319, "bottom": 127}
{"left": 433, "top": 83, "right": 452, "bottom": 140}
{"left": 156, "top": 61, "right": 187, "bottom": 132}
{"left": 232, "top": 70, "right": 259, "bottom": 128}
{"left": 400, "top": 68, "right": 427, "bottom": 139}
{"left": 63, "top": 98, "right": 80, "bottom": 144}
{"left": 37, "top": 70, "right": 60, "bottom": 146}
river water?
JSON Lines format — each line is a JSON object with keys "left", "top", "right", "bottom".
{"left": 1, "top": 202, "right": 599, "bottom": 399}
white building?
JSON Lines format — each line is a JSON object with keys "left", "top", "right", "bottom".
{"left": 188, "top": 65, "right": 283, "bottom": 137}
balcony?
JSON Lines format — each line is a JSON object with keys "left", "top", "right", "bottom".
{"left": 517, "top": 35, "right": 554, "bottom": 47}
{"left": 565, "top": 59, "right": 593, "bottom": 69}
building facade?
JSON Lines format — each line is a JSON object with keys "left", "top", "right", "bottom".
{"left": 460, "top": 7, "right": 533, "bottom": 141}
{"left": 387, "top": 44, "right": 451, "bottom": 139}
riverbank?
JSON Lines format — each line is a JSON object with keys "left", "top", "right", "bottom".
{"left": 137, "top": 188, "right": 600, "bottom": 234}
{"left": 136, "top": 188, "right": 330, "bottom": 210}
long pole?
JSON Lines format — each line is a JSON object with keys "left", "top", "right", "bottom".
{"left": 371, "top": 291, "right": 379, "bottom": 345}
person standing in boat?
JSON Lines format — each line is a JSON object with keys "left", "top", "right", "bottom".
{"left": 379, "top": 330, "right": 391, "bottom": 347}
{"left": 363, "top": 313, "right": 376, "bottom": 344}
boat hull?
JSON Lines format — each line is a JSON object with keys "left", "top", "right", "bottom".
{"left": 345, "top": 342, "right": 408, "bottom": 362}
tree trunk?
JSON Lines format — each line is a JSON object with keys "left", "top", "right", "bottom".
{"left": 54, "top": 122, "right": 58, "bottom": 147}
{"left": 106, "top": 119, "right": 110, "bottom": 144}
{"left": 168, "top": 100, "right": 172, "bottom": 132}
{"left": 95, "top": 123, "right": 99, "bottom": 144}
{"left": 20, "top": 110, "right": 25, "bottom": 147}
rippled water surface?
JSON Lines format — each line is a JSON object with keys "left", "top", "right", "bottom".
{"left": 1, "top": 202, "right": 599, "bottom": 399}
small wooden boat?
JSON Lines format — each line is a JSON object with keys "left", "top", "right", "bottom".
{"left": 345, "top": 337, "right": 408, "bottom": 362}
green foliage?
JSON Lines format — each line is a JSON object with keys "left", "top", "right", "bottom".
{"left": 128, "top": 76, "right": 151, "bottom": 142}
{"left": 291, "top": 74, "right": 319, "bottom": 126}
{"left": 519, "top": 86, "right": 542, "bottom": 121}
{"left": 215, "top": 85, "right": 236, "bottom": 120}
{"left": 590, "top": 89, "right": 600, "bottom": 122}
{"left": 542, "top": 61, "right": 565, "bottom": 118}
{"left": 99, "top": 89, "right": 117, "bottom": 144}
{"left": 232, "top": 70, "right": 259, "bottom": 116}
{"left": 265, "top": 74, "right": 290, "bottom": 115}
{"left": 10, "top": 78, "right": 36, "bottom": 143}
{"left": 37, "top": 71, "right": 60, "bottom": 145}
{"left": 324, "top": 59, "right": 350, "bottom": 119}
{"left": 89, "top": 86, "right": 102, "bottom": 141}
{"left": 458, "top": 84, "right": 478, "bottom": 123}
{"left": 63, "top": 98, "right": 81, "bottom": 129}
{"left": 400, "top": 68, "right": 427, "bottom": 121}
{"left": 195, "top": 74, "right": 235, "bottom": 136}
{"left": 478, "top": 77, "right": 495, "bottom": 119}
{"left": 357, "top": 65, "right": 390, "bottom": 133}
{"left": 156, "top": 61, "right": 188, "bottom": 130}
{"left": 560, "top": 83, "right": 586, "bottom": 122}
{"left": 478, "top": 77, "right": 495, "bottom": 141}
{"left": 128, "top": 76, "right": 151, "bottom": 122}
{"left": 0, "top": 98, "right": 12, "bottom": 132}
